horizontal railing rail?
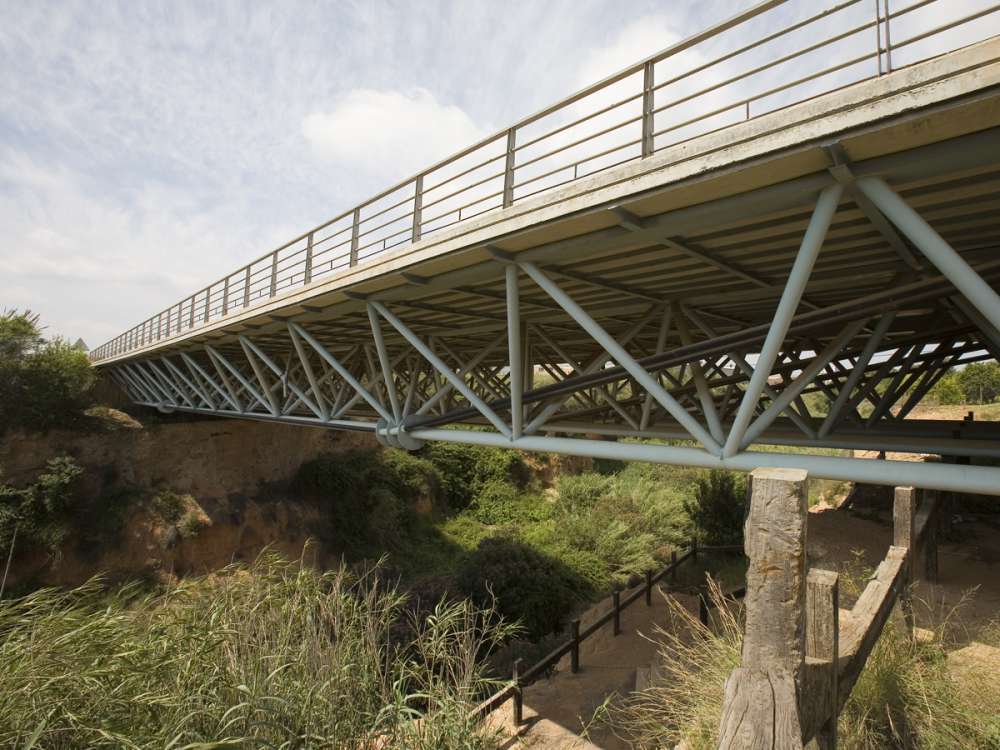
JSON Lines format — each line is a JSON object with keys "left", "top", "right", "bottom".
{"left": 469, "top": 541, "right": 745, "bottom": 725}
{"left": 91, "top": 0, "right": 1000, "bottom": 362}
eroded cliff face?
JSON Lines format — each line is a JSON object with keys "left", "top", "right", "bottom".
{"left": 0, "top": 412, "right": 379, "bottom": 589}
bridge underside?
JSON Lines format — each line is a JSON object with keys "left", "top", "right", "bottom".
{"left": 106, "top": 115, "right": 1000, "bottom": 495}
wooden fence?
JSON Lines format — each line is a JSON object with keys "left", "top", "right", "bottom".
{"left": 718, "top": 470, "right": 942, "bottom": 749}
{"left": 469, "top": 541, "right": 743, "bottom": 724}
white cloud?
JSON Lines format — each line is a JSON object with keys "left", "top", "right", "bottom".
{"left": 302, "top": 88, "right": 490, "bottom": 182}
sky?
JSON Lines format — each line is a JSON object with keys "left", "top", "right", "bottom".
{"left": 1, "top": 1, "right": 996, "bottom": 349}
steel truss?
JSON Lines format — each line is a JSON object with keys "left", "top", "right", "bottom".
{"left": 108, "top": 171, "right": 1000, "bottom": 495}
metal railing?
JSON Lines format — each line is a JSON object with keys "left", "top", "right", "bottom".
{"left": 90, "top": 0, "right": 1000, "bottom": 362}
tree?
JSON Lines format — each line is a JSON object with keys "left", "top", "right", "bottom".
{"left": 0, "top": 310, "right": 95, "bottom": 432}
{"left": 957, "top": 361, "right": 1000, "bottom": 404}
{"left": 928, "top": 371, "right": 964, "bottom": 405}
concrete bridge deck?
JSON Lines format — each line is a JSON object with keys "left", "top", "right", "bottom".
{"left": 94, "top": 1, "right": 1000, "bottom": 495}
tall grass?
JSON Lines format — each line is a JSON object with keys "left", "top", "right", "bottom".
{"left": 0, "top": 549, "right": 516, "bottom": 749}
{"left": 602, "top": 580, "right": 1000, "bottom": 749}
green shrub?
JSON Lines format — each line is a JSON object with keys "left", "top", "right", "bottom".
{"left": 293, "top": 449, "right": 442, "bottom": 554}
{"left": 150, "top": 489, "right": 186, "bottom": 522}
{"left": 0, "top": 456, "right": 83, "bottom": 557}
{"left": 683, "top": 470, "right": 747, "bottom": 546}
{"left": 421, "top": 443, "right": 530, "bottom": 509}
{"left": 457, "top": 536, "right": 585, "bottom": 638}
{"left": 929, "top": 371, "right": 965, "bottom": 405}
{"left": 0, "top": 310, "right": 95, "bottom": 433}
{"left": 0, "top": 552, "right": 515, "bottom": 749}
{"left": 555, "top": 472, "right": 611, "bottom": 511}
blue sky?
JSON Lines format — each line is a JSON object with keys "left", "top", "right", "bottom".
{"left": 1, "top": 1, "right": 996, "bottom": 348}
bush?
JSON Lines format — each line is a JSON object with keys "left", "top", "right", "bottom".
{"left": 293, "top": 449, "right": 442, "bottom": 554}
{"left": 0, "top": 455, "right": 83, "bottom": 557}
{"left": 684, "top": 470, "right": 747, "bottom": 546}
{"left": 929, "top": 371, "right": 965, "bottom": 405}
{"left": 0, "top": 552, "right": 515, "bottom": 749}
{"left": 457, "top": 536, "right": 585, "bottom": 638}
{"left": 421, "top": 443, "right": 530, "bottom": 509}
{"left": 0, "top": 310, "right": 95, "bottom": 433}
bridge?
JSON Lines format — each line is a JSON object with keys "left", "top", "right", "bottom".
{"left": 92, "top": 0, "right": 1000, "bottom": 495}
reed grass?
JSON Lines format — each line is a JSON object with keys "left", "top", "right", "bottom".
{"left": 0, "top": 548, "right": 516, "bottom": 749}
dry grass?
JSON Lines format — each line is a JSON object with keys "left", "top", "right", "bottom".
{"left": 599, "top": 576, "right": 1000, "bottom": 749}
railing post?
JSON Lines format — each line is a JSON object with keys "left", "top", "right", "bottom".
{"left": 203, "top": 288, "right": 210, "bottom": 323}
{"left": 511, "top": 657, "right": 523, "bottom": 726}
{"left": 164, "top": 310, "right": 170, "bottom": 337}
{"left": 612, "top": 590, "right": 621, "bottom": 636}
{"left": 645, "top": 570, "right": 653, "bottom": 606}
{"left": 570, "top": 619, "right": 580, "bottom": 673}
{"left": 924, "top": 489, "right": 939, "bottom": 584}
{"left": 411, "top": 175, "right": 423, "bottom": 243}
{"left": 502, "top": 128, "right": 516, "bottom": 208}
{"left": 269, "top": 251, "right": 279, "bottom": 298}
{"left": 188, "top": 296, "right": 195, "bottom": 328}
{"left": 806, "top": 568, "right": 839, "bottom": 750}
{"left": 641, "top": 60, "right": 655, "bottom": 157}
{"left": 304, "top": 232, "right": 314, "bottom": 285}
{"left": 350, "top": 207, "right": 360, "bottom": 266}
{"left": 243, "top": 266, "right": 251, "bottom": 308}
{"left": 223, "top": 276, "right": 230, "bottom": 316}
{"left": 894, "top": 486, "right": 916, "bottom": 636}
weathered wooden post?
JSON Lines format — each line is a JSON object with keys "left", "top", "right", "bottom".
{"left": 717, "top": 468, "right": 808, "bottom": 750}
{"left": 805, "top": 569, "right": 839, "bottom": 750}
{"left": 645, "top": 570, "right": 654, "bottom": 606}
{"left": 923, "top": 489, "right": 939, "bottom": 584}
{"left": 893, "top": 486, "right": 916, "bottom": 636}
{"left": 612, "top": 590, "right": 622, "bottom": 636}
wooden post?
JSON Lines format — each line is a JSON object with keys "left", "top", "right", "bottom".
{"left": 670, "top": 549, "right": 678, "bottom": 582}
{"left": 512, "top": 657, "right": 523, "bottom": 726}
{"left": 924, "top": 490, "right": 939, "bottom": 584}
{"left": 612, "top": 590, "right": 622, "bottom": 636}
{"left": 699, "top": 592, "right": 709, "bottom": 628}
{"left": 894, "top": 486, "right": 916, "bottom": 636}
{"left": 806, "top": 569, "right": 839, "bottom": 750}
{"left": 717, "top": 468, "right": 808, "bottom": 750}
{"left": 570, "top": 619, "right": 580, "bottom": 673}
{"left": 645, "top": 570, "right": 653, "bottom": 606}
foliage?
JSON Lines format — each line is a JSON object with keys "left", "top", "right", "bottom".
{"left": 0, "top": 310, "right": 95, "bottom": 433}
{"left": 956, "top": 361, "right": 1000, "bottom": 404}
{"left": 928, "top": 362, "right": 1000, "bottom": 405}
{"left": 294, "top": 449, "right": 443, "bottom": 555}
{"left": 0, "top": 551, "right": 515, "bottom": 749}
{"left": 150, "top": 489, "right": 187, "bottom": 522}
{"left": 457, "top": 536, "right": 585, "bottom": 639}
{"left": 928, "top": 371, "right": 965, "bottom": 405}
{"left": 0, "top": 456, "right": 83, "bottom": 558}
{"left": 420, "top": 442, "right": 530, "bottom": 510}
{"left": 683, "top": 470, "right": 747, "bottom": 546}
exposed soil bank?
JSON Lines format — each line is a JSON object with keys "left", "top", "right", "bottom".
{"left": 0, "top": 412, "right": 378, "bottom": 589}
